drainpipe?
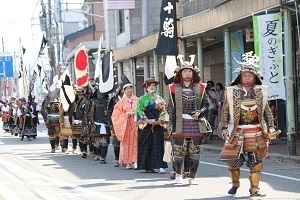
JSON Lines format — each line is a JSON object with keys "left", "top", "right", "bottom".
{"left": 142, "top": 0, "right": 148, "bottom": 36}
{"left": 197, "top": 36, "right": 204, "bottom": 81}
{"left": 181, "top": 38, "right": 186, "bottom": 60}
{"left": 224, "top": 28, "right": 231, "bottom": 86}
{"left": 153, "top": 51, "right": 160, "bottom": 95}
{"left": 132, "top": 58, "right": 137, "bottom": 95}
{"left": 117, "top": 62, "right": 123, "bottom": 84}
{"left": 284, "top": 9, "right": 297, "bottom": 156}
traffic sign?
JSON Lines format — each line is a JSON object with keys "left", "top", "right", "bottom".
{"left": 0, "top": 53, "right": 13, "bottom": 78}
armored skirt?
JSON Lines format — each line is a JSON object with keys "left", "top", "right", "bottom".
{"left": 23, "top": 116, "right": 37, "bottom": 137}
{"left": 231, "top": 125, "right": 268, "bottom": 160}
{"left": 137, "top": 109, "right": 168, "bottom": 170}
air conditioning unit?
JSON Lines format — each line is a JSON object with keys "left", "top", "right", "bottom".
{"left": 81, "top": 3, "right": 90, "bottom": 13}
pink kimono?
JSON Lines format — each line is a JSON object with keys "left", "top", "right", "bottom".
{"left": 111, "top": 94, "right": 138, "bottom": 164}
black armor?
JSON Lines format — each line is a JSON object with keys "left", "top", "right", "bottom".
{"left": 88, "top": 94, "right": 110, "bottom": 163}
{"left": 41, "top": 97, "right": 62, "bottom": 153}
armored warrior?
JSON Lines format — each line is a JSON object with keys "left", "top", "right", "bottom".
{"left": 30, "top": 95, "right": 40, "bottom": 139}
{"left": 7, "top": 97, "right": 17, "bottom": 134}
{"left": 88, "top": 90, "right": 111, "bottom": 164}
{"left": 2, "top": 100, "right": 9, "bottom": 132}
{"left": 80, "top": 81, "right": 97, "bottom": 159}
{"left": 168, "top": 55, "right": 209, "bottom": 184}
{"left": 18, "top": 98, "right": 36, "bottom": 141}
{"left": 59, "top": 102, "right": 72, "bottom": 153}
{"left": 41, "top": 97, "right": 63, "bottom": 153}
{"left": 220, "top": 52, "right": 280, "bottom": 197}
{"left": 68, "top": 88, "right": 87, "bottom": 154}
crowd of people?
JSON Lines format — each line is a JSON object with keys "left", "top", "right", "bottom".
{"left": 1, "top": 96, "right": 40, "bottom": 141}
{"left": 1, "top": 52, "right": 280, "bottom": 197}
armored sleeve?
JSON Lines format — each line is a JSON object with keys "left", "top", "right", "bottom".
{"left": 263, "top": 102, "right": 275, "bottom": 128}
{"left": 68, "top": 102, "right": 76, "bottom": 124}
{"left": 167, "top": 93, "right": 175, "bottom": 132}
{"left": 88, "top": 99, "right": 95, "bottom": 125}
{"left": 199, "top": 92, "right": 209, "bottom": 116}
{"left": 58, "top": 104, "right": 64, "bottom": 124}
{"left": 40, "top": 98, "right": 49, "bottom": 122}
{"left": 220, "top": 89, "right": 230, "bottom": 129}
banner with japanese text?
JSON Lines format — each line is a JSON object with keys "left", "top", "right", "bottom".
{"left": 253, "top": 12, "right": 286, "bottom": 100}
{"left": 156, "top": 0, "right": 178, "bottom": 56}
{"left": 230, "top": 32, "right": 244, "bottom": 81}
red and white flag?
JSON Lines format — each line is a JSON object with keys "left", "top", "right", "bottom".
{"left": 74, "top": 44, "right": 89, "bottom": 87}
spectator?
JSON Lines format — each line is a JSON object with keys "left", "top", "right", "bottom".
{"left": 205, "top": 80, "right": 218, "bottom": 141}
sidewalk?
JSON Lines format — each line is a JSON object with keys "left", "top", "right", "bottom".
{"left": 203, "top": 138, "right": 300, "bottom": 164}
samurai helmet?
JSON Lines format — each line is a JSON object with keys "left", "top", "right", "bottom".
{"left": 231, "top": 51, "right": 263, "bottom": 86}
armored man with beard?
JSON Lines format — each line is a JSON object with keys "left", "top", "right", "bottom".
{"left": 168, "top": 55, "right": 209, "bottom": 185}
{"left": 220, "top": 52, "right": 280, "bottom": 197}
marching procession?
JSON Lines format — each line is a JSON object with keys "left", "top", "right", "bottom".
{"left": 2, "top": 96, "right": 40, "bottom": 141}
{"left": 3, "top": 0, "right": 299, "bottom": 198}
{"left": 1, "top": 52, "right": 282, "bottom": 198}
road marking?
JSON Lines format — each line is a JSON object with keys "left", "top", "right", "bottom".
{"left": 201, "top": 161, "right": 300, "bottom": 182}
{"left": 0, "top": 158, "right": 123, "bottom": 200}
{"left": 0, "top": 183, "right": 23, "bottom": 200}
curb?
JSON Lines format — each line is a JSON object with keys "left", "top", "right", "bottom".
{"left": 203, "top": 145, "right": 300, "bottom": 164}
{"left": 267, "top": 153, "right": 300, "bottom": 164}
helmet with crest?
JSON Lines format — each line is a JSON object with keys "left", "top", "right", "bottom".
{"left": 231, "top": 51, "right": 263, "bottom": 86}
{"left": 173, "top": 55, "right": 201, "bottom": 84}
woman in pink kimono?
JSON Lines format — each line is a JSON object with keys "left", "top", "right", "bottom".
{"left": 112, "top": 82, "right": 139, "bottom": 169}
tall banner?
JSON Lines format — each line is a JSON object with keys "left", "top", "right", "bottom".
{"left": 29, "top": 36, "right": 48, "bottom": 93}
{"left": 253, "top": 12, "right": 285, "bottom": 100}
{"left": 164, "top": 55, "right": 178, "bottom": 85}
{"left": 156, "top": 0, "right": 178, "bottom": 85}
{"left": 74, "top": 44, "right": 89, "bottom": 87}
{"left": 99, "top": 50, "right": 115, "bottom": 94}
{"left": 94, "top": 35, "right": 104, "bottom": 81}
{"left": 18, "top": 39, "right": 28, "bottom": 99}
{"left": 48, "top": 65, "right": 61, "bottom": 101}
{"left": 156, "top": 0, "right": 178, "bottom": 56}
{"left": 60, "top": 68, "right": 75, "bottom": 112}
{"left": 230, "top": 32, "right": 244, "bottom": 80}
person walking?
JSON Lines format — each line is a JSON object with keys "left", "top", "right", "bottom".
{"left": 107, "top": 85, "right": 124, "bottom": 167}
{"left": 135, "top": 78, "right": 168, "bottom": 173}
{"left": 204, "top": 80, "right": 218, "bottom": 141}
{"left": 89, "top": 91, "right": 111, "bottom": 164}
{"left": 220, "top": 52, "right": 280, "bottom": 197}
{"left": 69, "top": 88, "right": 87, "bottom": 154}
{"left": 41, "top": 97, "right": 63, "bottom": 153}
{"left": 111, "top": 78, "right": 138, "bottom": 169}
{"left": 216, "top": 82, "right": 224, "bottom": 139}
{"left": 168, "top": 55, "right": 209, "bottom": 184}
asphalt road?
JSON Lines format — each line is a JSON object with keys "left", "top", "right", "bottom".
{"left": 0, "top": 121, "right": 299, "bottom": 200}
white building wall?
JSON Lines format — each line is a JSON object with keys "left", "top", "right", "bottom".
{"left": 116, "top": 10, "right": 131, "bottom": 48}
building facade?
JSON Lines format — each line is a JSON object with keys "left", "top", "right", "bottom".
{"left": 62, "top": 0, "right": 299, "bottom": 155}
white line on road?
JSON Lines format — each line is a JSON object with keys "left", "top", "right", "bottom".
{"left": 0, "top": 157, "right": 123, "bottom": 200}
{"left": 200, "top": 161, "right": 300, "bottom": 182}
{"left": 0, "top": 183, "right": 23, "bottom": 200}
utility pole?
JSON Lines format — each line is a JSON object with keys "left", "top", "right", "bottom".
{"left": 2, "top": 37, "right": 4, "bottom": 52}
{"left": 54, "top": 0, "right": 62, "bottom": 63}
{"left": 45, "top": 0, "right": 56, "bottom": 68}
